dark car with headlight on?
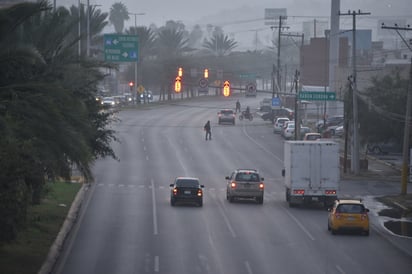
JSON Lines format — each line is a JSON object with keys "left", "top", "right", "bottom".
{"left": 170, "top": 177, "right": 204, "bottom": 207}
{"left": 218, "top": 109, "right": 235, "bottom": 125}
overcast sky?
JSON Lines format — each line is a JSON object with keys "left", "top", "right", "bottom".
{"left": 60, "top": 0, "right": 411, "bottom": 28}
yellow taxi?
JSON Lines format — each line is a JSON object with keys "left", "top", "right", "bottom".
{"left": 328, "top": 199, "right": 370, "bottom": 236}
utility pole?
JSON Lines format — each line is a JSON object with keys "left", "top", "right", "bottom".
{"left": 339, "top": 10, "right": 370, "bottom": 175}
{"left": 271, "top": 16, "right": 288, "bottom": 98}
{"left": 381, "top": 23, "right": 412, "bottom": 195}
{"left": 281, "top": 32, "right": 304, "bottom": 140}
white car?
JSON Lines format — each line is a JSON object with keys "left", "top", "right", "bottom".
{"left": 282, "top": 122, "right": 295, "bottom": 139}
{"left": 273, "top": 117, "right": 290, "bottom": 133}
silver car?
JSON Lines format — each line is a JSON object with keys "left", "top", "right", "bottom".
{"left": 226, "top": 169, "right": 264, "bottom": 204}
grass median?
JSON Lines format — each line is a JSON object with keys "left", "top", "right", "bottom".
{"left": 0, "top": 181, "right": 82, "bottom": 274}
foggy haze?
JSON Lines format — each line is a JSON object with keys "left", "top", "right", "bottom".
{"left": 59, "top": 0, "right": 411, "bottom": 28}
{"left": 58, "top": 0, "right": 411, "bottom": 51}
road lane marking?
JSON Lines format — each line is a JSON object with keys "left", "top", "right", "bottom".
{"left": 282, "top": 207, "right": 315, "bottom": 241}
{"left": 216, "top": 199, "right": 237, "bottom": 238}
{"left": 245, "top": 261, "right": 253, "bottom": 274}
{"left": 154, "top": 256, "right": 159, "bottom": 272}
{"left": 336, "top": 265, "right": 345, "bottom": 274}
{"left": 151, "top": 179, "right": 158, "bottom": 235}
{"left": 242, "top": 125, "right": 283, "bottom": 164}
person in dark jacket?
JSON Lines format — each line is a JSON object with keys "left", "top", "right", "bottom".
{"left": 204, "top": 120, "right": 211, "bottom": 140}
{"left": 235, "top": 100, "right": 241, "bottom": 113}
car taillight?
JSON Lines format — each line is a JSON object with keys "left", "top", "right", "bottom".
{"left": 231, "top": 182, "right": 236, "bottom": 188}
{"left": 197, "top": 189, "right": 203, "bottom": 197}
{"left": 361, "top": 214, "right": 368, "bottom": 220}
{"left": 259, "top": 183, "right": 264, "bottom": 189}
{"left": 173, "top": 188, "right": 178, "bottom": 195}
{"left": 293, "top": 189, "right": 305, "bottom": 195}
{"left": 334, "top": 213, "right": 341, "bottom": 219}
{"left": 325, "top": 190, "right": 337, "bottom": 195}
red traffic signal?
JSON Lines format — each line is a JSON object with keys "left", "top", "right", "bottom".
{"left": 174, "top": 76, "right": 182, "bottom": 93}
{"left": 223, "top": 80, "right": 230, "bottom": 97}
{"left": 129, "top": 81, "right": 134, "bottom": 87}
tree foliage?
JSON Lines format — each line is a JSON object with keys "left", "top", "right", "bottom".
{"left": 358, "top": 71, "right": 409, "bottom": 145}
{"left": 109, "top": 2, "right": 129, "bottom": 33}
{"left": 202, "top": 33, "right": 238, "bottom": 56}
{"left": 0, "top": 1, "right": 117, "bottom": 242}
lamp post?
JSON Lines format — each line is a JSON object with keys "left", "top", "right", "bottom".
{"left": 128, "top": 12, "right": 145, "bottom": 103}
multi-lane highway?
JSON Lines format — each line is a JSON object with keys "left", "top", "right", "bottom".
{"left": 55, "top": 96, "right": 412, "bottom": 274}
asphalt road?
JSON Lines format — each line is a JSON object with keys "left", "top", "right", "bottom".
{"left": 54, "top": 95, "right": 412, "bottom": 274}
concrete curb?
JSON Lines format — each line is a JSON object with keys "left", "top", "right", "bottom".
{"left": 37, "top": 183, "right": 88, "bottom": 274}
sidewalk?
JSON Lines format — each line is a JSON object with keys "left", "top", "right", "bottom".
{"left": 340, "top": 152, "right": 412, "bottom": 257}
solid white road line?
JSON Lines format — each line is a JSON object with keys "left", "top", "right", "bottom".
{"left": 154, "top": 255, "right": 159, "bottom": 272}
{"left": 245, "top": 261, "right": 253, "bottom": 274}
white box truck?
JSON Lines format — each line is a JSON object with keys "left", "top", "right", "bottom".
{"left": 282, "top": 141, "right": 340, "bottom": 207}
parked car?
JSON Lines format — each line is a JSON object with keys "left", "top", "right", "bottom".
{"left": 328, "top": 199, "right": 370, "bottom": 236}
{"left": 303, "top": 132, "right": 322, "bottom": 141}
{"left": 317, "top": 115, "right": 344, "bottom": 131}
{"left": 367, "top": 141, "right": 402, "bottom": 155}
{"left": 226, "top": 169, "right": 264, "bottom": 204}
{"left": 282, "top": 122, "right": 295, "bottom": 139}
{"left": 218, "top": 109, "right": 236, "bottom": 125}
{"left": 273, "top": 117, "right": 290, "bottom": 133}
{"left": 170, "top": 177, "right": 204, "bottom": 207}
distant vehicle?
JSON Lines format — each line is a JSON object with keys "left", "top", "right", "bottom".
{"left": 303, "top": 132, "right": 322, "bottom": 141}
{"left": 170, "top": 177, "right": 204, "bottom": 207}
{"left": 139, "top": 90, "right": 153, "bottom": 102}
{"left": 273, "top": 117, "right": 290, "bottom": 133}
{"left": 282, "top": 141, "right": 339, "bottom": 207}
{"left": 328, "top": 199, "right": 370, "bottom": 236}
{"left": 367, "top": 141, "right": 402, "bottom": 155}
{"left": 218, "top": 109, "right": 236, "bottom": 125}
{"left": 245, "top": 85, "right": 257, "bottom": 97}
{"left": 226, "top": 169, "right": 264, "bottom": 204}
{"left": 101, "top": 97, "right": 117, "bottom": 107}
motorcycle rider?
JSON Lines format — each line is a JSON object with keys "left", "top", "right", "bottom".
{"left": 245, "top": 106, "right": 250, "bottom": 118}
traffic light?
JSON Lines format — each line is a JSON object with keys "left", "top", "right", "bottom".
{"left": 129, "top": 81, "right": 134, "bottom": 92}
{"left": 223, "top": 80, "right": 230, "bottom": 97}
{"left": 178, "top": 67, "right": 183, "bottom": 77}
{"left": 174, "top": 76, "right": 182, "bottom": 93}
{"left": 204, "top": 68, "right": 209, "bottom": 79}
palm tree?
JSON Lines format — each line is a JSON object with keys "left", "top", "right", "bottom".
{"left": 203, "top": 33, "right": 238, "bottom": 56}
{"left": 156, "top": 28, "right": 191, "bottom": 58}
{"left": 0, "top": 1, "right": 117, "bottom": 242}
{"left": 109, "top": 2, "right": 129, "bottom": 33}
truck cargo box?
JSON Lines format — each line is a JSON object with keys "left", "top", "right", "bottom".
{"left": 283, "top": 141, "right": 340, "bottom": 207}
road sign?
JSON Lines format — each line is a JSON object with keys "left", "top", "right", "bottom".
{"left": 272, "top": 97, "right": 281, "bottom": 107}
{"left": 104, "top": 34, "right": 138, "bottom": 62}
{"left": 137, "top": 85, "right": 145, "bottom": 94}
{"left": 298, "top": 91, "right": 336, "bottom": 101}
{"left": 246, "top": 82, "right": 256, "bottom": 92}
{"left": 199, "top": 78, "right": 208, "bottom": 88}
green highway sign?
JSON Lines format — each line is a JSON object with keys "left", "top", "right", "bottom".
{"left": 298, "top": 91, "right": 336, "bottom": 101}
{"left": 104, "top": 34, "right": 138, "bottom": 62}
